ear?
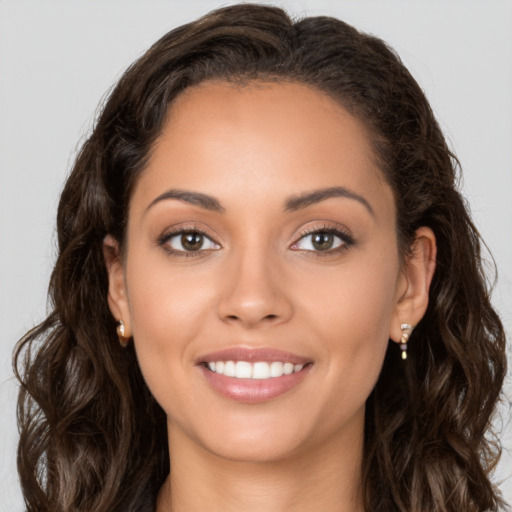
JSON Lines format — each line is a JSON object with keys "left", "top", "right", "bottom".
{"left": 389, "top": 227, "right": 437, "bottom": 343}
{"left": 103, "top": 234, "right": 132, "bottom": 337}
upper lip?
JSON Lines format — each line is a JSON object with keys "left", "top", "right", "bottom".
{"left": 196, "top": 346, "right": 312, "bottom": 366}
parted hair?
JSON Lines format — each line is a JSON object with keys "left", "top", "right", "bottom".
{"left": 14, "top": 4, "right": 507, "bottom": 511}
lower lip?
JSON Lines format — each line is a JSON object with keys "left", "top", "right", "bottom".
{"left": 199, "top": 364, "right": 312, "bottom": 403}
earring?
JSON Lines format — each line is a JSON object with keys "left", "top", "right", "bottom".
{"left": 116, "top": 320, "right": 130, "bottom": 348}
{"left": 399, "top": 323, "right": 413, "bottom": 360}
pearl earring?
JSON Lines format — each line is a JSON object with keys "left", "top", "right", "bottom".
{"left": 399, "top": 323, "right": 413, "bottom": 360}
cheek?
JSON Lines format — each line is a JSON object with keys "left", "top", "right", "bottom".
{"left": 126, "top": 248, "right": 216, "bottom": 336}
{"left": 301, "top": 246, "right": 399, "bottom": 333}
{"left": 298, "top": 247, "right": 400, "bottom": 396}
{"left": 124, "top": 250, "right": 217, "bottom": 398}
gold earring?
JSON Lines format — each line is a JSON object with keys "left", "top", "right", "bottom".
{"left": 399, "top": 323, "right": 413, "bottom": 360}
{"left": 116, "top": 320, "right": 130, "bottom": 348}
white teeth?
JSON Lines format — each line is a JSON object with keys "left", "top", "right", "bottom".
{"left": 209, "top": 360, "right": 306, "bottom": 379}
{"left": 224, "top": 361, "right": 236, "bottom": 377}
{"left": 283, "top": 362, "right": 294, "bottom": 375}
{"left": 253, "top": 362, "right": 270, "bottom": 379}
{"left": 235, "top": 361, "right": 252, "bottom": 378}
{"left": 270, "top": 361, "right": 283, "bottom": 377}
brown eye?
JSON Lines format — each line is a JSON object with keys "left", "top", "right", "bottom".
{"left": 164, "top": 230, "right": 219, "bottom": 253}
{"left": 292, "top": 229, "right": 348, "bottom": 253}
{"left": 181, "top": 232, "right": 204, "bottom": 251}
{"left": 311, "top": 232, "right": 335, "bottom": 251}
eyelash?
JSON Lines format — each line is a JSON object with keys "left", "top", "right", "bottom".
{"left": 157, "top": 224, "right": 355, "bottom": 258}
{"left": 157, "top": 226, "right": 219, "bottom": 258}
{"left": 290, "top": 224, "right": 355, "bottom": 256}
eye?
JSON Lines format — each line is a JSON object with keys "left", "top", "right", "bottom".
{"left": 291, "top": 228, "right": 353, "bottom": 253}
{"left": 160, "top": 229, "right": 220, "bottom": 254}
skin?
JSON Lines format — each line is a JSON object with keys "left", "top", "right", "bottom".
{"left": 105, "top": 81, "right": 436, "bottom": 512}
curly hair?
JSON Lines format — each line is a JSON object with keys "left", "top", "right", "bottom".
{"left": 14, "top": 4, "right": 507, "bottom": 511}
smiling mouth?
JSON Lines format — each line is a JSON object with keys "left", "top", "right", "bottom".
{"left": 197, "top": 347, "right": 313, "bottom": 402}
{"left": 204, "top": 360, "right": 307, "bottom": 379}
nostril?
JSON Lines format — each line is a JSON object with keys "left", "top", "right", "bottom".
{"left": 218, "top": 294, "right": 294, "bottom": 327}
{"left": 223, "top": 313, "right": 278, "bottom": 324}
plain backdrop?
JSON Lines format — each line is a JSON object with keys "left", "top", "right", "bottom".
{"left": 1, "top": 1, "right": 511, "bottom": 509}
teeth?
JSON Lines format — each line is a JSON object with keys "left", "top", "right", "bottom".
{"left": 253, "top": 361, "right": 270, "bottom": 379}
{"left": 270, "top": 361, "right": 283, "bottom": 377}
{"left": 224, "top": 361, "right": 236, "bottom": 377}
{"left": 208, "top": 360, "right": 305, "bottom": 379}
{"left": 283, "top": 362, "right": 294, "bottom": 375}
{"left": 235, "top": 361, "right": 252, "bottom": 378}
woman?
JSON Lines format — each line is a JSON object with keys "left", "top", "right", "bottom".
{"left": 14, "top": 4, "right": 508, "bottom": 511}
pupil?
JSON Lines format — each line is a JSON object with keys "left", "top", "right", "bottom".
{"left": 181, "top": 232, "right": 203, "bottom": 251}
{"left": 312, "top": 232, "right": 333, "bottom": 251}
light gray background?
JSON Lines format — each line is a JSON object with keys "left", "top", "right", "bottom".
{"left": 1, "top": 0, "right": 511, "bottom": 509}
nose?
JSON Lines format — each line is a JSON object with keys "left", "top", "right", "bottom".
{"left": 216, "top": 248, "right": 294, "bottom": 329}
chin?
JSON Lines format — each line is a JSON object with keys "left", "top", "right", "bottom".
{"left": 202, "top": 432, "right": 308, "bottom": 464}
{"left": 170, "top": 409, "right": 318, "bottom": 464}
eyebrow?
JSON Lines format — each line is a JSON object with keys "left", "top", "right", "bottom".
{"left": 145, "top": 189, "right": 225, "bottom": 214}
{"left": 284, "top": 186, "right": 374, "bottom": 216}
{"left": 145, "top": 186, "right": 373, "bottom": 217}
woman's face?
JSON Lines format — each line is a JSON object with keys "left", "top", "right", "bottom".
{"left": 108, "top": 81, "right": 413, "bottom": 462}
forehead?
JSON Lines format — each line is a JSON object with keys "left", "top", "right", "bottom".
{"left": 132, "top": 80, "right": 393, "bottom": 217}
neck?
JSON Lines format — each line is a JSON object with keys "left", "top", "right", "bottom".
{"left": 157, "top": 420, "right": 365, "bottom": 512}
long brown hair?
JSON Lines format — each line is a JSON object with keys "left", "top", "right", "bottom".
{"left": 14, "top": 4, "right": 507, "bottom": 511}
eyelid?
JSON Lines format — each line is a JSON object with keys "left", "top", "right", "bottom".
{"left": 155, "top": 222, "right": 354, "bottom": 257}
{"left": 290, "top": 223, "right": 355, "bottom": 252}
{"left": 157, "top": 224, "right": 221, "bottom": 255}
